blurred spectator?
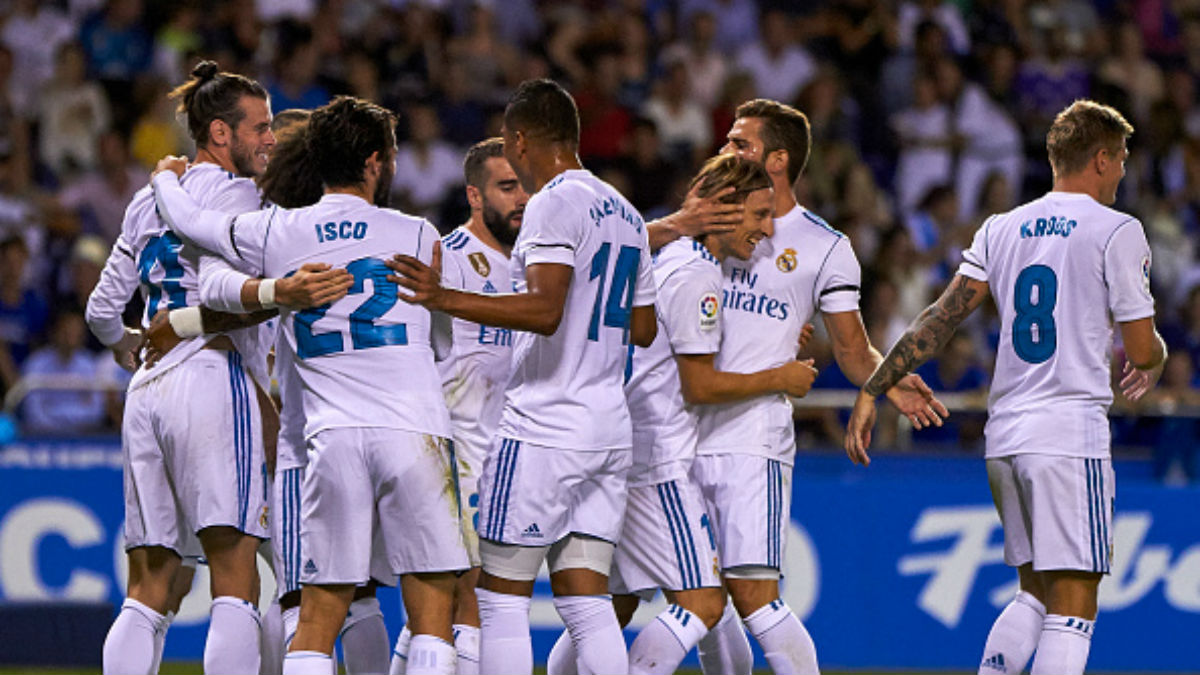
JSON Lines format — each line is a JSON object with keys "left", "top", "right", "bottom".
{"left": 834, "top": 162, "right": 893, "bottom": 262}
{"left": 57, "top": 130, "right": 143, "bottom": 243}
{"left": 391, "top": 102, "right": 463, "bottom": 227}
{"left": 903, "top": 184, "right": 958, "bottom": 276}
{"left": 62, "top": 234, "right": 108, "bottom": 311}
{"left": 1097, "top": 23, "right": 1165, "bottom": 127}
{"left": 0, "top": 235, "right": 48, "bottom": 396}
{"left": 267, "top": 21, "right": 331, "bottom": 111}
{"left": 737, "top": 9, "right": 815, "bottom": 105}
{"left": 1145, "top": 352, "right": 1200, "bottom": 483}
{"left": 660, "top": 10, "right": 727, "bottom": 110}
{"left": 2, "top": 0, "right": 75, "bottom": 119}
{"left": 130, "top": 77, "right": 189, "bottom": 170}
{"left": 381, "top": 4, "right": 444, "bottom": 103}
{"left": 897, "top": 0, "right": 970, "bottom": 55}
{"left": 19, "top": 307, "right": 106, "bottom": 434}
{"left": 643, "top": 58, "right": 711, "bottom": 168}
{"left": 436, "top": 59, "right": 490, "bottom": 148}
{"left": 966, "top": 0, "right": 1022, "bottom": 54}
{"left": 891, "top": 72, "right": 953, "bottom": 214}
{"left": 1163, "top": 285, "right": 1200, "bottom": 374}
{"left": 880, "top": 19, "right": 950, "bottom": 115}
{"left": 862, "top": 275, "right": 909, "bottom": 352}
{"left": 709, "top": 71, "right": 756, "bottom": 155}
{"left": 912, "top": 332, "right": 988, "bottom": 447}
{"left": 0, "top": 45, "right": 31, "bottom": 192}
{"left": 446, "top": 2, "right": 519, "bottom": 105}
{"left": 1026, "top": 0, "right": 1102, "bottom": 58}
{"left": 79, "top": 0, "right": 153, "bottom": 122}
{"left": 679, "top": 0, "right": 760, "bottom": 55}
{"left": 152, "top": 3, "right": 203, "bottom": 83}
{"left": 575, "top": 47, "right": 633, "bottom": 166}
{"left": 37, "top": 42, "right": 112, "bottom": 181}
{"left": 616, "top": 117, "right": 677, "bottom": 217}
{"left": 1015, "top": 27, "right": 1091, "bottom": 155}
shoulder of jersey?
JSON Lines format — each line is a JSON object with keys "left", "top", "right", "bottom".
{"left": 687, "top": 237, "right": 720, "bottom": 266}
{"left": 442, "top": 227, "right": 472, "bottom": 251}
{"left": 794, "top": 207, "right": 845, "bottom": 241}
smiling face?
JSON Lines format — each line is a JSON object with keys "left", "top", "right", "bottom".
{"left": 721, "top": 116, "right": 767, "bottom": 164}
{"left": 712, "top": 187, "right": 774, "bottom": 261}
{"left": 228, "top": 95, "right": 275, "bottom": 177}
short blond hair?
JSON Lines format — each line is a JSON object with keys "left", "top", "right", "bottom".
{"left": 689, "top": 153, "right": 772, "bottom": 205}
{"left": 1047, "top": 100, "right": 1134, "bottom": 177}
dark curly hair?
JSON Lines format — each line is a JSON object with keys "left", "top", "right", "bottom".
{"left": 257, "top": 114, "right": 322, "bottom": 208}
{"left": 168, "top": 60, "right": 268, "bottom": 147}
{"left": 307, "top": 96, "right": 397, "bottom": 189}
{"left": 503, "top": 79, "right": 579, "bottom": 147}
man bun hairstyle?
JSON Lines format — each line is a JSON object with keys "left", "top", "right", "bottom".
{"left": 1046, "top": 99, "right": 1134, "bottom": 178}
{"left": 307, "top": 96, "right": 397, "bottom": 189}
{"left": 169, "top": 60, "right": 268, "bottom": 147}
{"left": 734, "top": 98, "right": 812, "bottom": 185}
{"left": 504, "top": 79, "right": 580, "bottom": 147}
{"left": 463, "top": 137, "right": 505, "bottom": 189}
{"left": 689, "top": 153, "right": 772, "bottom": 204}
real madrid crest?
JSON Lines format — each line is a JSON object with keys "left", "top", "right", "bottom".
{"left": 776, "top": 247, "right": 798, "bottom": 273}
{"left": 468, "top": 252, "right": 491, "bottom": 277}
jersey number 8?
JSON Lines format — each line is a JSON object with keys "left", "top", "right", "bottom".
{"left": 1013, "top": 264, "right": 1057, "bottom": 364}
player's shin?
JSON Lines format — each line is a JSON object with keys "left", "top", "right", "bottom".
{"left": 553, "top": 594, "right": 629, "bottom": 675}
{"left": 1029, "top": 615, "right": 1094, "bottom": 675}
{"left": 629, "top": 604, "right": 710, "bottom": 675}
{"left": 698, "top": 600, "right": 753, "bottom": 675}
{"left": 979, "top": 590, "right": 1045, "bottom": 675}
{"left": 340, "top": 596, "right": 390, "bottom": 675}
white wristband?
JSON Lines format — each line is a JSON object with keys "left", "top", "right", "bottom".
{"left": 167, "top": 306, "right": 204, "bottom": 339}
{"left": 258, "top": 278, "right": 278, "bottom": 309}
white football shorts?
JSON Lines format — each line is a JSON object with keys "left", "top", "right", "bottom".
{"left": 988, "top": 454, "right": 1115, "bottom": 573}
{"left": 453, "top": 435, "right": 485, "bottom": 567}
{"left": 477, "top": 438, "right": 631, "bottom": 548}
{"left": 299, "top": 427, "right": 469, "bottom": 585}
{"left": 610, "top": 477, "right": 722, "bottom": 595}
{"left": 121, "top": 349, "right": 269, "bottom": 554}
{"left": 691, "top": 453, "right": 791, "bottom": 573}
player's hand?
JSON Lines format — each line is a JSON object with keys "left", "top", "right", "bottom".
{"left": 797, "top": 323, "right": 815, "bottom": 353}
{"left": 111, "top": 327, "right": 143, "bottom": 372}
{"left": 1120, "top": 360, "right": 1163, "bottom": 402}
{"left": 387, "top": 241, "right": 446, "bottom": 309}
{"left": 275, "top": 263, "right": 353, "bottom": 309}
{"left": 777, "top": 358, "right": 818, "bottom": 397}
{"left": 845, "top": 390, "right": 877, "bottom": 466}
{"left": 141, "top": 309, "right": 180, "bottom": 367}
{"left": 152, "top": 155, "right": 188, "bottom": 179}
{"left": 885, "top": 373, "right": 948, "bottom": 430}
{"left": 675, "top": 184, "right": 741, "bottom": 238}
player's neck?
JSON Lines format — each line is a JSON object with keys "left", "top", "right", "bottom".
{"left": 324, "top": 185, "right": 372, "bottom": 203}
{"left": 193, "top": 147, "right": 238, "bottom": 176}
{"left": 530, "top": 148, "right": 583, "bottom": 192}
{"left": 1050, "top": 176, "right": 1102, "bottom": 202}
{"left": 465, "top": 217, "right": 511, "bottom": 257}
{"left": 772, "top": 179, "right": 798, "bottom": 222}
{"left": 701, "top": 235, "right": 728, "bottom": 263}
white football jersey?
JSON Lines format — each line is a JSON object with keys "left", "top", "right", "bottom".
{"left": 498, "top": 169, "right": 655, "bottom": 450}
{"left": 625, "top": 238, "right": 722, "bottom": 487}
{"left": 202, "top": 192, "right": 450, "bottom": 440}
{"left": 87, "top": 164, "right": 266, "bottom": 391}
{"left": 696, "top": 205, "right": 861, "bottom": 463}
{"left": 957, "top": 191, "right": 1155, "bottom": 459}
{"left": 437, "top": 225, "right": 514, "bottom": 455}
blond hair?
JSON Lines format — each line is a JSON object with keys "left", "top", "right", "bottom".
{"left": 689, "top": 153, "right": 772, "bottom": 204}
{"left": 1047, "top": 100, "right": 1134, "bottom": 177}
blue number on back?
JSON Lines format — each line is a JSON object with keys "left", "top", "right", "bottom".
{"left": 294, "top": 257, "right": 408, "bottom": 359}
{"left": 587, "top": 242, "right": 641, "bottom": 343}
{"left": 1012, "top": 264, "right": 1057, "bottom": 364}
{"left": 137, "top": 232, "right": 187, "bottom": 318}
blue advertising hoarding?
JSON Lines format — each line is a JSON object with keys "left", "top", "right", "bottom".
{"left": 2, "top": 440, "right": 1198, "bottom": 670}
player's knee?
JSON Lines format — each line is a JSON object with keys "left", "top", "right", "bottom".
{"left": 724, "top": 568, "right": 781, "bottom": 617}
{"left": 688, "top": 589, "right": 728, "bottom": 629}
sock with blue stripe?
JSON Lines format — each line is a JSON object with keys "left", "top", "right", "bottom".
{"left": 744, "top": 599, "right": 818, "bottom": 675}
{"left": 205, "top": 596, "right": 261, "bottom": 675}
{"left": 1030, "top": 615, "right": 1093, "bottom": 675}
{"left": 340, "top": 596, "right": 390, "bottom": 675}
{"left": 407, "top": 634, "right": 456, "bottom": 675}
{"left": 978, "top": 590, "right": 1045, "bottom": 674}
{"left": 283, "top": 650, "right": 334, "bottom": 675}
{"left": 629, "top": 604, "right": 710, "bottom": 675}
{"left": 553, "top": 594, "right": 628, "bottom": 675}
{"left": 698, "top": 600, "right": 753, "bottom": 675}
{"left": 452, "top": 624, "right": 480, "bottom": 675}
{"left": 388, "top": 625, "right": 412, "bottom": 675}
{"left": 103, "top": 597, "right": 164, "bottom": 675}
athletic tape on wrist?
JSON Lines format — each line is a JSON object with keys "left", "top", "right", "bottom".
{"left": 258, "top": 278, "right": 278, "bottom": 309}
{"left": 167, "top": 306, "right": 204, "bottom": 339}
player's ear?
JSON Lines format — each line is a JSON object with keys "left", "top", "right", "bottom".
{"left": 765, "top": 148, "right": 788, "bottom": 179}
{"left": 466, "top": 184, "right": 483, "bottom": 210}
{"left": 209, "top": 118, "right": 230, "bottom": 148}
{"left": 364, "top": 150, "right": 382, "bottom": 180}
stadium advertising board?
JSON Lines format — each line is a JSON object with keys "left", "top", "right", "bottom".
{"left": 1, "top": 442, "right": 1197, "bottom": 670}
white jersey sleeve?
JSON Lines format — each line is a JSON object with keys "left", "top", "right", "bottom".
{"left": 85, "top": 232, "right": 140, "bottom": 346}
{"left": 198, "top": 254, "right": 253, "bottom": 313}
{"left": 1103, "top": 220, "right": 1155, "bottom": 322}
{"left": 518, "top": 190, "right": 580, "bottom": 267}
{"left": 660, "top": 258, "right": 722, "bottom": 355}
{"left": 634, "top": 232, "right": 656, "bottom": 307}
{"left": 814, "top": 236, "right": 862, "bottom": 314}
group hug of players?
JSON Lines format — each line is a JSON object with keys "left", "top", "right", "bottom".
{"left": 86, "top": 58, "right": 1167, "bottom": 675}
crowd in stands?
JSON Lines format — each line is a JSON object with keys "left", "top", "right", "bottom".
{"left": 0, "top": 0, "right": 1197, "bottom": 473}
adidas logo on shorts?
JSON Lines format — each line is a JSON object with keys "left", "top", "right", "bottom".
{"left": 304, "top": 559, "right": 318, "bottom": 575}
{"left": 522, "top": 523, "right": 543, "bottom": 538}
{"left": 981, "top": 652, "right": 1007, "bottom": 672}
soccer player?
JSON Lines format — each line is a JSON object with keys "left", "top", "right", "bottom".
{"left": 845, "top": 100, "right": 1165, "bottom": 675}
{"left": 152, "top": 95, "right": 470, "bottom": 675}
{"left": 388, "top": 79, "right": 657, "bottom": 675}
{"left": 684, "top": 99, "right": 947, "bottom": 675}
{"left": 86, "top": 61, "right": 284, "bottom": 675}
{"left": 389, "top": 137, "right": 527, "bottom": 675}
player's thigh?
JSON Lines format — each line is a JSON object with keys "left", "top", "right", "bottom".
{"left": 161, "top": 351, "right": 269, "bottom": 541}
{"left": 691, "top": 454, "right": 790, "bottom": 571}
{"left": 611, "top": 479, "right": 721, "bottom": 596}
{"left": 1015, "top": 454, "right": 1115, "bottom": 574}
{"left": 370, "top": 429, "right": 470, "bottom": 576}
{"left": 300, "top": 428, "right": 376, "bottom": 585}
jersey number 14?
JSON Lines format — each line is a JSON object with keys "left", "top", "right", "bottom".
{"left": 588, "top": 242, "right": 640, "bottom": 343}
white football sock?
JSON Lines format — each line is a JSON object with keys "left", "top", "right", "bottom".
{"left": 260, "top": 600, "right": 284, "bottom": 675}
{"left": 152, "top": 610, "right": 174, "bottom": 674}
{"left": 389, "top": 625, "right": 412, "bottom": 675}
{"left": 104, "top": 597, "right": 164, "bottom": 675}
{"left": 284, "top": 650, "right": 334, "bottom": 675}
{"left": 1030, "top": 614, "right": 1094, "bottom": 675}
{"left": 553, "top": 595, "right": 628, "bottom": 675}
{"left": 743, "top": 600, "right": 819, "bottom": 675}
{"left": 979, "top": 591, "right": 1046, "bottom": 674}
{"left": 340, "top": 596, "right": 390, "bottom": 674}
{"left": 629, "top": 604, "right": 710, "bottom": 675}
{"left": 698, "top": 600, "right": 753, "bottom": 675}
{"left": 452, "top": 624, "right": 480, "bottom": 675}
{"left": 545, "top": 630, "right": 577, "bottom": 675}
{"left": 205, "top": 596, "right": 262, "bottom": 675}
{"left": 282, "top": 605, "right": 301, "bottom": 650}
{"left": 407, "top": 634, "right": 457, "bottom": 675}
{"left": 477, "top": 588, "right": 533, "bottom": 674}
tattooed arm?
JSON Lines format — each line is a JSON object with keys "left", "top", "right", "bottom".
{"left": 845, "top": 275, "right": 991, "bottom": 465}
